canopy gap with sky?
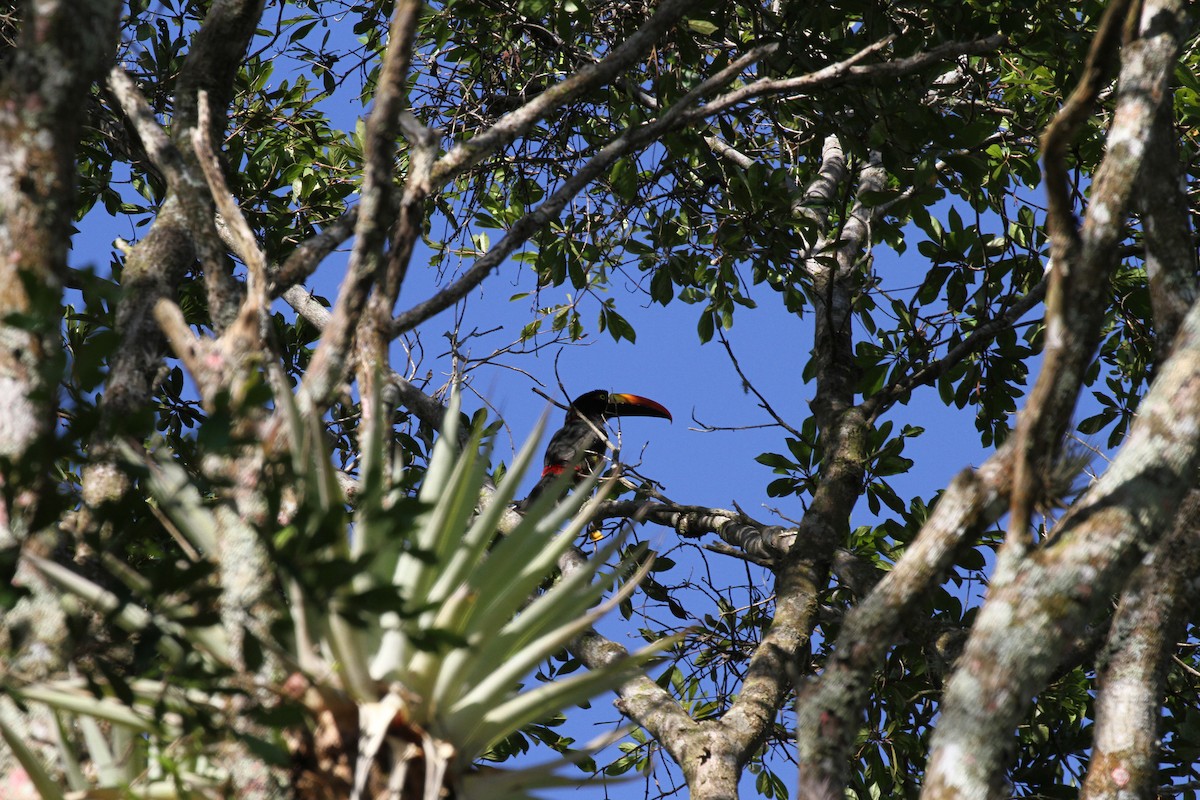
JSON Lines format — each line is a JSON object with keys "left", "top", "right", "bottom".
{"left": 1, "top": 1, "right": 1197, "bottom": 799}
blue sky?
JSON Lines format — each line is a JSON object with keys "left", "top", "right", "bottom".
{"left": 60, "top": 7, "right": 1112, "bottom": 795}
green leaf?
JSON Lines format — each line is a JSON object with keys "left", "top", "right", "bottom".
{"left": 602, "top": 308, "right": 637, "bottom": 343}
{"left": 610, "top": 157, "right": 638, "bottom": 201}
{"left": 0, "top": 714, "right": 66, "bottom": 800}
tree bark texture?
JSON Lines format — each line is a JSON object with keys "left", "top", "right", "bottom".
{"left": 0, "top": 0, "right": 119, "bottom": 529}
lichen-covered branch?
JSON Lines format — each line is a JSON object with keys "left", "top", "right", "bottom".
{"left": 925, "top": 203, "right": 1200, "bottom": 800}
{"left": 107, "top": 66, "right": 188, "bottom": 191}
{"left": 1136, "top": 43, "right": 1197, "bottom": 358}
{"left": 0, "top": 0, "right": 120, "bottom": 527}
{"left": 297, "top": 0, "right": 423, "bottom": 414}
{"left": 192, "top": 91, "right": 269, "bottom": 301}
{"left": 1079, "top": 491, "right": 1200, "bottom": 800}
{"left": 924, "top": 7, "right": 1190, "bottom": 796}
{"left": 559, "top": 547, "right": 703, "bottom": 775}
{"left": 1007, "top": 0, "right": 1138, "bottom": 541}
{"left": 176, "top": 0, "right": 266, "bottom": 332}
{"left": 355, "top": 115, "right": 439, "bottom": 423}
{"left": 796, "top": 447, "right": 1012, "bottom": 792}
{"left": 83, "top": 0, "right": 265, "bottom": 507}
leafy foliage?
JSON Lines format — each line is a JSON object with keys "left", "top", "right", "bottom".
{"left": 3, "top": 0, "right": 1200, "bottom": 798}
{"left": 2, "top": 390, "right": 667, "bottom": 798}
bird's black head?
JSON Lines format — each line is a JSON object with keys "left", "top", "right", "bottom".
{"left": 569, "top": 389, "right": 672, "bottom": 422}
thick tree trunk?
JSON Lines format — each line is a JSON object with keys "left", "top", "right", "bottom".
{"left": 0, "top": 0, "right": 119, "bottom": 530}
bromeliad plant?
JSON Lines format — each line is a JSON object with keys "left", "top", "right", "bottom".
{"left": 2, "top": 389, "right": 670, "bottom": 799}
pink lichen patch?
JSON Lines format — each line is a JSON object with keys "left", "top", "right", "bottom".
{"left": 4, "top": 767, "right": 37, "bottom": 800}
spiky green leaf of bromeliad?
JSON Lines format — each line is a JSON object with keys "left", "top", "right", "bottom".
{"left": 7, "top": 385, "right": 669, "bottom": 799}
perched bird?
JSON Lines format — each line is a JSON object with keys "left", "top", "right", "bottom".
{"left": 516, "top": 389, "right": 672, "bottom": 511}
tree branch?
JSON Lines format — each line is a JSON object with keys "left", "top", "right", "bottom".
{"left": 174, "top": 0, "right": 267, "bottom": 138}
{"left": 693, "top": 35, "right": 1005, "bottom": 123}
{"left": 428, "top": 0, "right": 693, "bottom": 186}
{"left": 83, "top": 0, "right": 264, "bottom": 507}
{"left": 192, "top": 91, "right": 269, "bottom": 303}
{"left": 863, "top": 276, "right": 1048, "bottom": 421}
{"left": 0, "top": 0, "right": 120, "bottom": 524}
{"left": 107, "top": 66, "right": 189, "bottom": 192}
{"left": 924, "top": 10, "right": 1197, "bottom": 782}
{"left": 558, "top": 548, "right": 701, "bottom": 771}
{"left": 927, "top": 282, "right": 1200, "bottom": 796}
{"left": 355, "top": 115, "right": 440, "bottom": 421}
{"left": 1079, "top": 490, "right": 1200, "bottom": 800}
{"left": 175, "top": 0, "right": 266, "bottom": 333}
{"left": 1135, "top": 26, "right": 1197, "bottom": 360}
{"left": 298, "top": 0, "right": 423, "bottom": 414}
{"left": 390, "top": 43, "right": 778, "bottom": 336}
{"left": 271, "top": 209, "right": 358, "bottom": 296}
{"left": 1007, "top": 0, "right": 1139, "bottom": 544}
{"left": 796, "top": 446, "right": 1013, "bottom": 791}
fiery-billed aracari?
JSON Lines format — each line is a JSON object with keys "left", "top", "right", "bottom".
{"left": 516, "top": 389, "right": 672, "bottom": 511}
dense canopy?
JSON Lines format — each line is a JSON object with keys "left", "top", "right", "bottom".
{"left": 2, "top": 1, "right": 1200, "bottom": 798}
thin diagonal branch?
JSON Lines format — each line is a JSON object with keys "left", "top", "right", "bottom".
{"left": 716, "top": 329, "right": 804, "bottom": 439}
{"left": 693, "top": 35, "right": 1005, "bottom": 122}
{"left": 390, "top": 43, "right": 778, "bottom": 337}
{"left": 271, "top": 209, "right": 358, "bottom": 296}
{"left": 428, "top": 0, "right": 693, "bottom": 186}
{"left": 107, "top": 66, "right": 188, "bottom": 191}
{"left": 863, "top": 277, "right": 1048, "bottom": 421}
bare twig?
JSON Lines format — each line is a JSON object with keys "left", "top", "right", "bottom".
{"left": 715, "top": 328, "right": 804, "bottom": 439}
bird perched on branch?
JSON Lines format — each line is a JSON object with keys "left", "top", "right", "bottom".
{"left": 516, "top": 389, "right": 672, "bottom": 512}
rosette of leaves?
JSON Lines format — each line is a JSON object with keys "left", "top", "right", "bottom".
{"left": 2, "top": 390, "right": 669, "bottom": 799}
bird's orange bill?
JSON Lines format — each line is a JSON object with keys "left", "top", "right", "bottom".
{"left": 606, "top": 393, "right": 672, "bottom": 421}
